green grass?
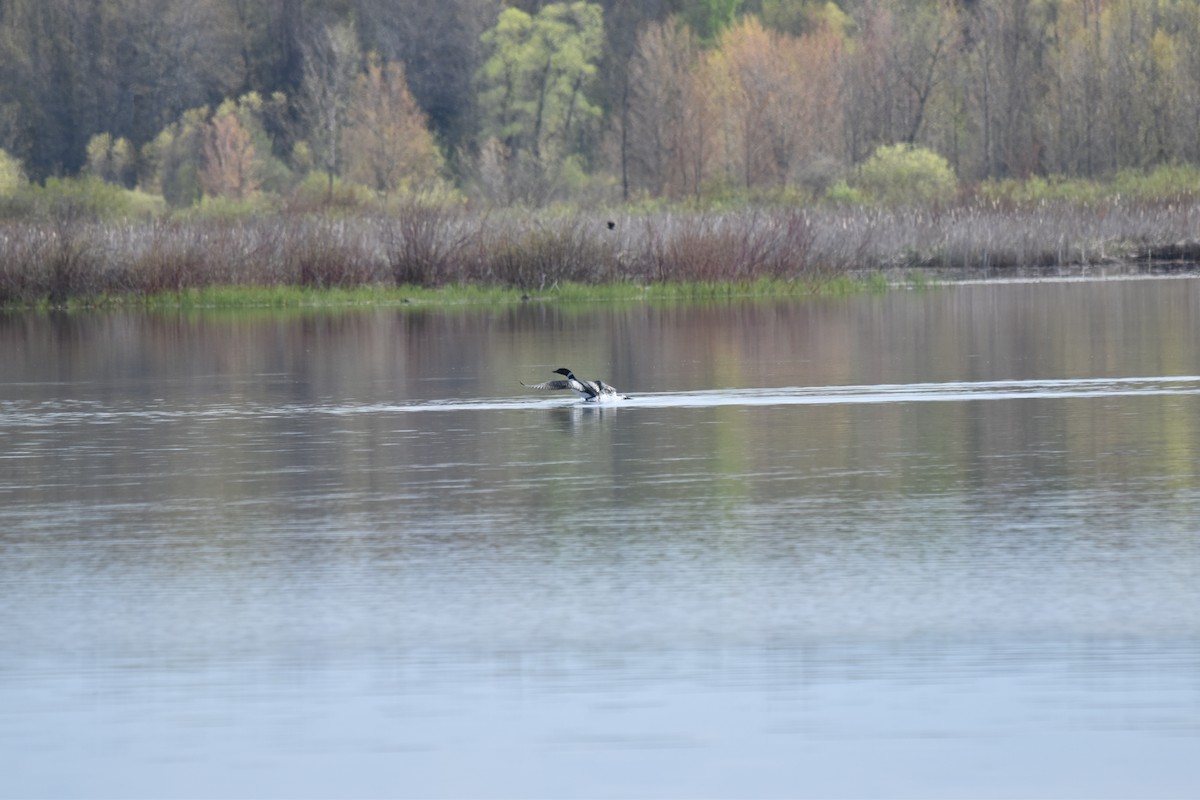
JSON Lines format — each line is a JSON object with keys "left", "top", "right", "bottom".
{"left": 126, "top": 283, "right": 528, "bottom": 310}
{"left": 29, "top": 275, "right": 887, "bottom": 312}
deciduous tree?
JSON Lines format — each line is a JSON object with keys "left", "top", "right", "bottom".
{"left": 201, "top": 110, "right": 261, "bottom": 200}
{"left": 626, "top": 18, "right": 707, "bottom": 198}
{"left": 343, "top": 53, "right": 444, "bottom": 197}
{"left": 706, "top": 15, "right": 845, "bottom": 192}
{"left": 842, "top": 0, "right": 960, "bottom": 163}
{"left": 355, "top": 0, "right": 500, "bottom": 168}
{"left": 142, "top": 107, "right": 208, "bottom": 207}
{"left": 301, "top": 20, "right": 361, "bottom": 198}
{"left": 961, "top": 0, "right": 1049, "bottom": 178}
{"left": 85, "top": 133, "right": 137, "bottom": 187}
{"left": 477, "top": 1, "right": 605, "bottom": 202}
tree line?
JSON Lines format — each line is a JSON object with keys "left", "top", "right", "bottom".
{"left": 2, "top": 0, "right": 1199, "bottom": 208}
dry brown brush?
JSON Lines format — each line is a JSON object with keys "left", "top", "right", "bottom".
{"left": 1, "top": 200, "right": 1199, "bottom": 305}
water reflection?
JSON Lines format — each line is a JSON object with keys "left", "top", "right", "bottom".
{"left": 1, "top": 279, "right": 1199, "bottom": 797}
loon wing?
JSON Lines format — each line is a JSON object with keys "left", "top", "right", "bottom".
{"left": 518, "top": 381, "right": 573, "bottom": 393}
{"left": 522, "top": 379, "right": 574, "bottom": 391}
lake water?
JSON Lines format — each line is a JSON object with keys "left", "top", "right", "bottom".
{"left": 1, "top": 279, "right": 1199, "bottom": 798}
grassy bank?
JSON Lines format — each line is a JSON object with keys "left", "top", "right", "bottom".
{"left": 29, "top": 275, "right": 886, "bottom": 312}
{"left": 2, "top": 199, "right": 1198, "bottom": 309}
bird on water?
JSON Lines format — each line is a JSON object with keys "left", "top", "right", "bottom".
{"left": 523, "top": 368, "right": 630, "bottom": 402}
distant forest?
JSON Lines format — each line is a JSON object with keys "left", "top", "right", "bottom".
{"left": 3, "top": 0, "right": 1199, "bottom": 207}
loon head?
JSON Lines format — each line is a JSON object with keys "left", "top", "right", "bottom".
{"left": 553, "top": 368, "right": 575, "bottom": 379}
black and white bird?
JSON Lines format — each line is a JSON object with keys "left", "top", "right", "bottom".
{"left": 523, "top": 367, "right": 630, "bottom": 402}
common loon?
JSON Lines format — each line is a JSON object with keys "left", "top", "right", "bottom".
{"left": 523, "top": 368, "right": 630, "bottom": 402}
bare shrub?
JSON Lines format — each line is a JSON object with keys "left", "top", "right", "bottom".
{"left": 282, "top": 218, "right": 383, "bottom": 288}
{"left": 632, "top": 212, "right": 817, "bottom": 283}
{"left": 0, "top": 225, "right": 48, "bottom": 305}
{"left": 125, "top": 220, "right": 218, "bottom": 293}
{"left": 480, "top": 218, "right": 618, "bottom": 289}
{"left": 758, "top": 211, "right": 818, "bottom": 278}
{"left": 44, "top": 221, "right": 101, "bottom": 305}
{"left": 383, "top": 205, "right": 474, "bottom": 286}
{"left": 653, "top": 216, "right": 750, "bottom": 282}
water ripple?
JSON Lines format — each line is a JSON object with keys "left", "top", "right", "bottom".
{"left": 362, "top": 374, "right": 1200, "bottom": 412}
{"left": 2, "top": 375, "right": 1199, "bottom": 423}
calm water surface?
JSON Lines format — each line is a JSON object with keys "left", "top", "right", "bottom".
{"left": 2, "top": 279, "right": 1199, "bottom": 798}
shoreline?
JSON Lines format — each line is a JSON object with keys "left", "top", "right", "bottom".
{"left": 878, "top": 259, "right": 1200, "bottom": 286}
{"left": 2, "top": 262, "right": 1197, "bottom": 313}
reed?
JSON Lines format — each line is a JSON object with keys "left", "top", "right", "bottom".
{"left": 1, "top": 198, "right": 1197, "bottom": 308}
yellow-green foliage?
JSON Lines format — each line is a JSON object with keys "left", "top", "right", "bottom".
{"left": 289, "top": 171, "right": 377, "bottom": 209}
{"left": 186, "top": 194, "right": 277, "bottom": 220}
{"left": 1112, "top": 164, "right": 1200, "bottom": 202}
{"left": 143, "top": 107, "right": 209, "bottom": 208}
{"left": 823, "top": 179, "right": 866, "bottom": 206}
{"left": 286, "top": 171, "right": 464, "bottom": 213}
{"left": 1, "top": 176, "right": 163, "bottom": 221}
{"left": 85, "top": 133, "right": 137, "bottom": 186}
{"left": 979, "top": 164, "right": 1200, "bottom": 206}
{"left": 0, "top": 148, "right": 26, "bottom": 196}
{"left": 761, "top": 0, "right": 850, "bottom": 36}
{"left": 856, "top": 144, "right": 957, "bottom": 207}
{"left": 377, "top": 178, "right": 467, "bottom": 211}
{"left": 476, "top": 3, "right": 605, "bottom": 202}
{"left": 693, "top": 177, "right": 818, "bottom": 210}
{"left": 978, "top": 175, "right": 1096, "bottom": 205}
